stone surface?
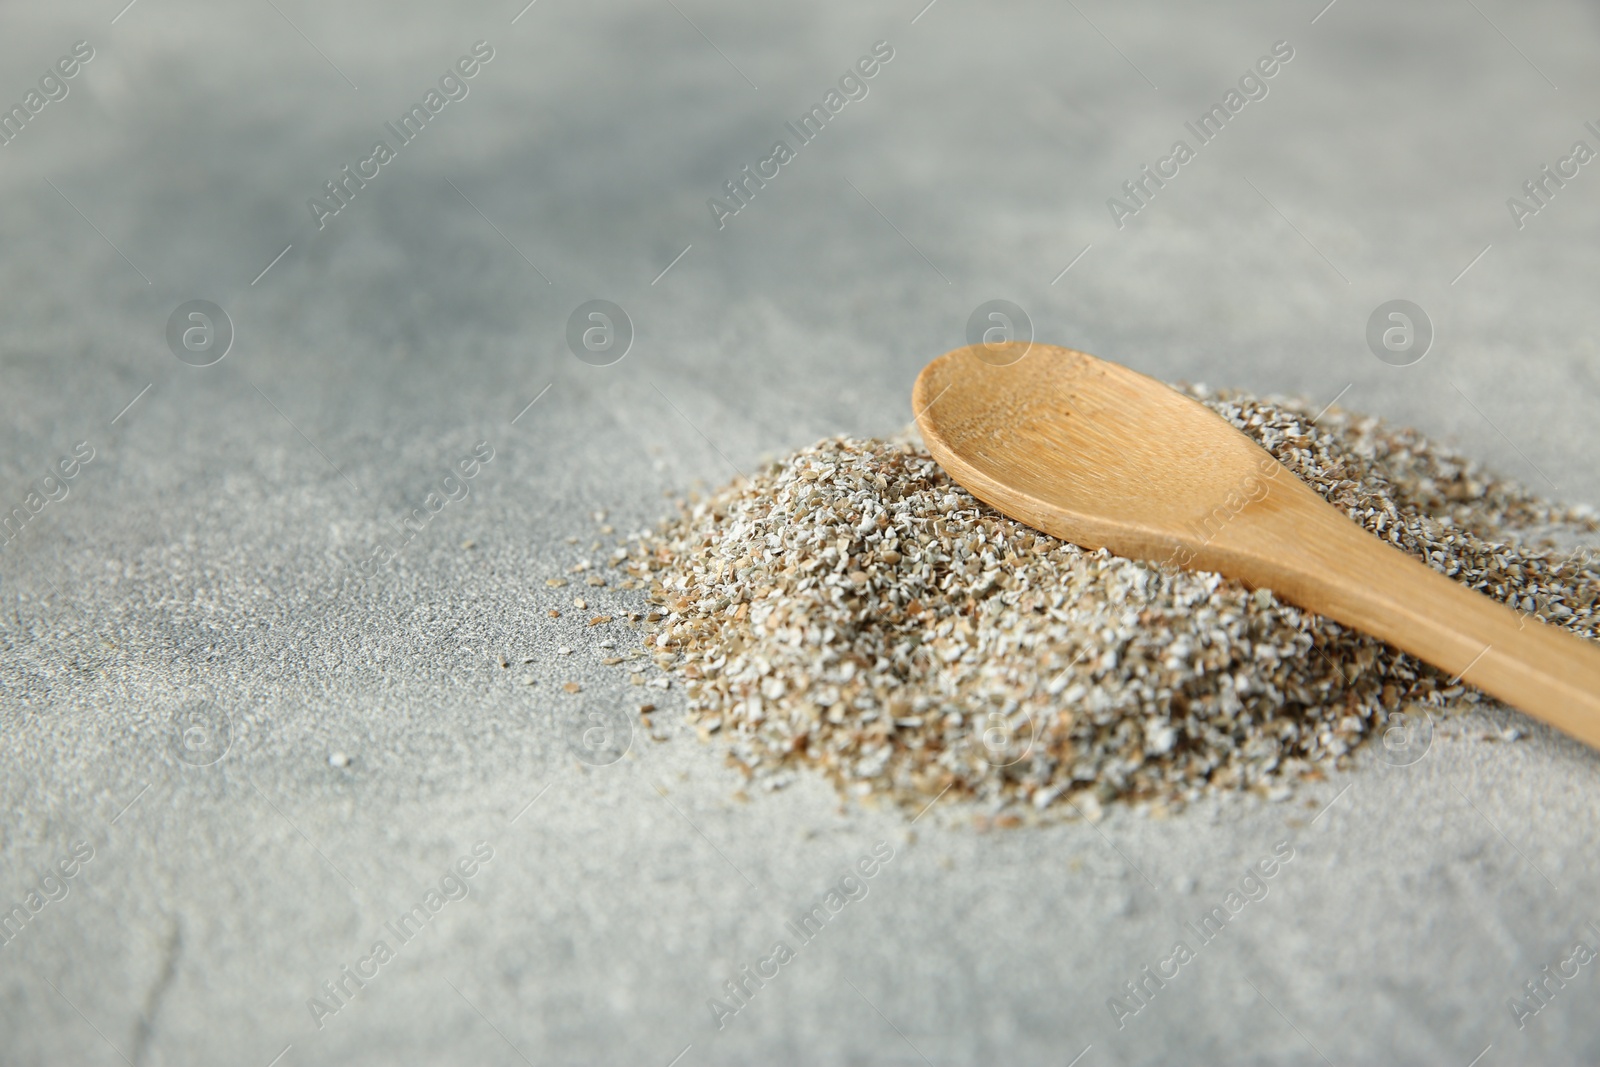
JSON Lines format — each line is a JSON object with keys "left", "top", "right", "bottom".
{"left": 2, "top": 1, "right": 1598, "bottom": 1063}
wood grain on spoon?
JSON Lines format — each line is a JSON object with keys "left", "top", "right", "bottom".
{"left": 914, "top": 341, "right": 1600, "bottom": 751}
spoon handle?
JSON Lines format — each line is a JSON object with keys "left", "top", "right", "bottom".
{"left": 1235, "top": 496, "right": 1600, "bottom": 749}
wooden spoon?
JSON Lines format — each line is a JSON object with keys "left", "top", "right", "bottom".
{"left": 913, "top": 341, "right": 1600, "bottom": 750}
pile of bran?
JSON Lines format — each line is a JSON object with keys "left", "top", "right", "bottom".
{"left": 615, "top": 389, "right": 1598, "bottom": 819}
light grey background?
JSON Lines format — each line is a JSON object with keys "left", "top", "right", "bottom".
{"left": 3, "top": 1, "right": 1599, "bottom": 1064}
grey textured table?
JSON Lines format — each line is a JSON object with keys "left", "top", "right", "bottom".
{"left": 3, "top": 1, "right": 1600, "bottom": 1064}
